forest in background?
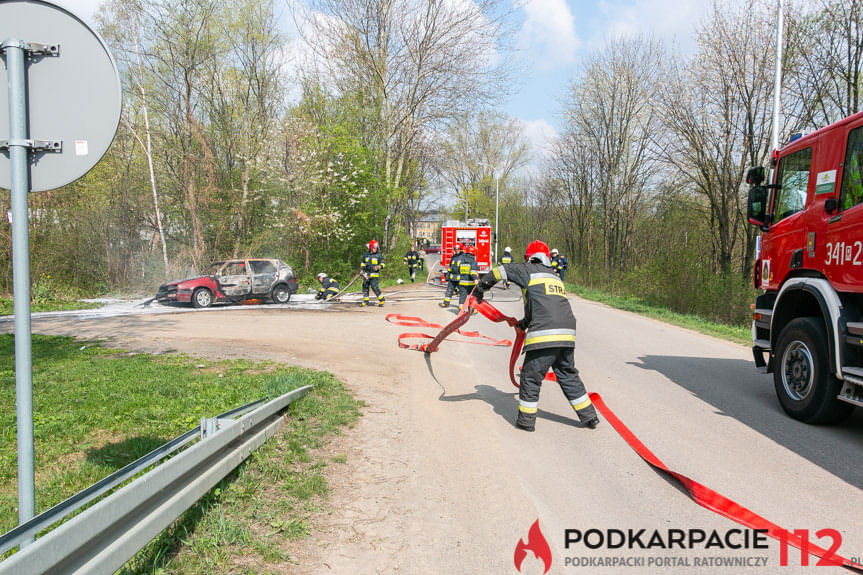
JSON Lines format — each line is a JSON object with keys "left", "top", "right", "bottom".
{"left": 0, "top": 0, "right": 861, "bottom": 326}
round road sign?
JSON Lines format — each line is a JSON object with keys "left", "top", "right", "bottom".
{"left": 0, "top": 0, "right": 122, "bottom": 192}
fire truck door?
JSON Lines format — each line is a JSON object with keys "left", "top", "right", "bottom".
{"left": 824, "top": 125, "right": 863, "bottom": 291}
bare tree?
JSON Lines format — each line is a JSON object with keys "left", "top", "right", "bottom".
{"left": 657, "top": 0, "right": 778, "bottom": 278}
{"left": 787, "top": 0, "right": 863, "bottom": 128}
{"left": 147, "top": 0, "right": 220, "bottom": 265}
{"left": 98, "top": 0, "right": 170, "bottom": 275}
{"left": 563, "top": 35, "right": 661, "bottom": 276}
{"left": 295, "top": 0, "right": 516, "bottom": 248}
{"left": 545, "top": 131, "right": 597, "bottom": 279}
{"left": 204, "top": 0, "right": 286, "bottom": 257}
{"left": 434, "top": 111, "right": 529, "bottom": 222}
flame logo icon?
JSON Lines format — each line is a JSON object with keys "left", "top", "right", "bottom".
{"left": 514, "top": 519, "right": 552, "bottom": 573}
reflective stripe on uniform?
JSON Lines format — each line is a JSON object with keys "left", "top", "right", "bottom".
{"left": 525, "top": 334, "right": 576, "bottom": 346}
{"left": 524, "top": 328, "right": 577, "bottom": 346}
{"left": 518, "top": 400, "right": 538, "bottom": 413}
{"left": 528, "top": 272, "right": 560, "bottom": 283}
{"left": 495, "top": 266, "right": 508, "bottom": 282}
{"left": 570, "top": 394, "right": 591, "bottom": 411}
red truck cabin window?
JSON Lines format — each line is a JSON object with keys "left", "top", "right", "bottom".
{"left": 841, "top": 126, "right": 863, "bottom": 211}
{"left": 774, "top": 147, "right": 812, "bottom": 222}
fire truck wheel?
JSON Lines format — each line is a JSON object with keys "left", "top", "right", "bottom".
{"left": 192, "top": 288, "right": 213, "bottom": 309}
{"left": 773, "top": 317, "right": 854, "bottom": 424}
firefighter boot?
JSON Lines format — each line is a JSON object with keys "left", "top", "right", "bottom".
{"left": 515, "top": 411, "right": 536, "bottom": 432}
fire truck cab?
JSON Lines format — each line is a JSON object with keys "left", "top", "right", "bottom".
{"left": 747, "top": 111, "right": 863, "bottom": 423}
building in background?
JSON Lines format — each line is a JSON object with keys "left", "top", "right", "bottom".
{"left": 416, "top": 210, "right": 444, "bottom": 244}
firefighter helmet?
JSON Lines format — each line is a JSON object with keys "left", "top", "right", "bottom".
{"left": 551, "top": 248, "right": 559, "bottom": 255}
{"left": 466, "top": 245, "right": 476, "bottom": 255}
{"left": 368, "top": 239, "right": 379, "bottom": 251}
{"left": 454, "top": 242, "right": 464, "bottom": 253}
{"left": 317, "top": 272, "right": 327, "bottom": 281}
{"left": 504, "top": 246, "right": 511, "bottom": 253}
{"left": 525, "top": 240, "right": 551, "bottom": 266}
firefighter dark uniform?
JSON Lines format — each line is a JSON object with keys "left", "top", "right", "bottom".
{"left": 499, "top": 247, "right": 513, "bottom": 288}
{"left": 457, "top": 248, "right": 479, "bottom": 311}
{"left": 475, "top": 240, "right": 599, "bottom": 432}
{"left": 551, "top": 250, "right": 569, "bottom": 282}
{"left": 404, "top": 248, "right": 421, "bottom": 282}
{"left": 315, "top": 273, "right": 340, "bottom": 301}
{"left": 440, "top": 244, "right": 465, "bottom": 308}
{"left": 361, "top": 240, "right": 385, "bottom": 307}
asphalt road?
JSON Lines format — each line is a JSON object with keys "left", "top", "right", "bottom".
{"left": 5, "top": 281, "right": 863, "bottom": 574}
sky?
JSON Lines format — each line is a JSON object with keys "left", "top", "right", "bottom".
{"left": 64, "top": 0, "right": 714, "bottom": 160}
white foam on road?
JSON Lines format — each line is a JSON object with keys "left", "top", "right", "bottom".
{"left": 0, "top": 293, "right": 357, "bottom": 323}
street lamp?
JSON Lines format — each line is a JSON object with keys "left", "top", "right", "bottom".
{"left": 478, "top": 162, "right": 499, "bottom": 264}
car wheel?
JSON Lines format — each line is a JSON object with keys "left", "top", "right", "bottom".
{"left": 773, "top": 317, "right": 853, "bottom": 424}
{"left": 192, "top": 288, "right": 213, "bottom": 309}
{"left": 271, "top": 284, "right": 291, "bottom": 304}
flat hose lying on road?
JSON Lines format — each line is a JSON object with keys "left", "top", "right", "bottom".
{"left": 394, "top": 296, "right": 863, "bottom": 572}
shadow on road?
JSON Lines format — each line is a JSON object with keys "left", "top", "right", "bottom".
{"left": 439, "top": 383, "right": 596, "bottom": 429}
{"left": 629, "top": 355, "right": 863, "bottom": 490}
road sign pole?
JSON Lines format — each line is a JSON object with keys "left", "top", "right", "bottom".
{"left": 4, "top": 39, "right": 36, "bottom": 539}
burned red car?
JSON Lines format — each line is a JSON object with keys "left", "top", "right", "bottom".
{"left": 156, "top": 258, "right": 298, "bottom": 308}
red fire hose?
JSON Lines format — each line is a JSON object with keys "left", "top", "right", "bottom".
{"left": 388, "top": 295, "right": 862, "bottom": 571}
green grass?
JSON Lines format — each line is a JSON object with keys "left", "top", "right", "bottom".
{"left": 0, "top": 298, "right": 100, "bottom": 316}
{"left": 0, "top": 335, "right": 363, "bottom": 573}
{"left": 567, "top": 283, "right": 751, "bottom": 345}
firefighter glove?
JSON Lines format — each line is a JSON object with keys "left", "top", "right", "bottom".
{"left": 516, "top": 317, "right": 529, "bottom": 331}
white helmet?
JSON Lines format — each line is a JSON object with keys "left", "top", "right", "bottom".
{"left": 551, "top": 248, "right": 559, "bottom": 255}
{"left": 504, "top": 246, "right": 511, "bottom": 252}
{"left": 317, "top": 272, "right": 327, "bottom": 281}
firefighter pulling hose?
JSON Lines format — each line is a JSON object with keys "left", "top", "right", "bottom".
{"left": 474, "top": 240, "right": 599, "bottom": 431}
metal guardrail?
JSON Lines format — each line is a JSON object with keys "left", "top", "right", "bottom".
{"left": 0, "top": 397, "right": 268, "bottom": 556}
{"left": 0, "top": 385, "right": 312, "bottom": 575}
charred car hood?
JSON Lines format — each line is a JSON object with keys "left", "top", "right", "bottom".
{"left": 165, "top": 275, "right": 213, "bottom": 286}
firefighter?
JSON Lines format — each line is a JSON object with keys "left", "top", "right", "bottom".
{"left": 474, "top": 240, "right": 599, "bottom": 432}
{"left": 315, "top": 272, "right": 340, "bottom": 301}
{"left": 499, "top": 246, "right": 513, "bottom": 288}
{"left": 550, "top": 248, "right": 568, "bottom": 282}
{"left": 439, "top": 243, "right": 464, "bottom": 308}
{"left": 403, "top": 244, "right": 421, "bottom": 282}
{"left": 457, "top": 245, "right": 479, "bottom": 312}
{"left": 360, "top": 239, "right": 385, "bottom": 307}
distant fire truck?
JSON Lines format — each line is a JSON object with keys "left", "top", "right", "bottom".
{"left": 439, "top": 220, "right": 492, "bottom": 277}
{"left": 746, "top": 111, "right": 863, "bottom": 423}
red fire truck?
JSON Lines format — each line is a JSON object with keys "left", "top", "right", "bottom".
{"left": 439, "top": 221, "right": 492, "bottom": 272}
{"left": 747, "top": 111, "right": 863, "bottom": 423}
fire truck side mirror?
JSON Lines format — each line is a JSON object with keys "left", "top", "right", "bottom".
{"left": 824, "top": 197, "right": 838, "bottom": 214}
{"left": 748, "top": 185, "right": 769, "bottom": 227}
{"left": 746, "top": 166, "right": 765, "bottom": 186}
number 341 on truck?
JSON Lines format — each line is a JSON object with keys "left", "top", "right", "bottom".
{"left": 747, "top": 111, "right": 863, "bottom": 424}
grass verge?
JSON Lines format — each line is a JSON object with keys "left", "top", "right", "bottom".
{"left": 0, "top": 335, "right": 362, "bottom": 572}
{"left": 0, "top": 298, "right": 100, "bottom": 316}
{"left": 567, "top": 283, "right": 751, "bottom": 345}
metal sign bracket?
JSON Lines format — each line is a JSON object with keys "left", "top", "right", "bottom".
{"left": 0, "top": 40, "right": 59, "bottom": 57}
{"left": 0, "top": 139, "right": 62, "bottom": 152}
